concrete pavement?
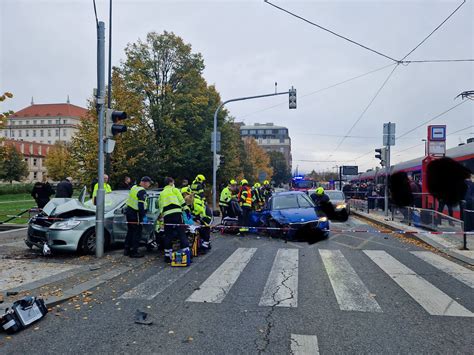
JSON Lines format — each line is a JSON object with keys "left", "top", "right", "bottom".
{"left": 1, "top": 217, "right": 473, "bottom": 354}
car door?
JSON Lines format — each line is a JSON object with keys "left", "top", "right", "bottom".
{"left": 112, "top": 204, "right": 128, "bottom": 242}
{"left": 141, "top": 195, "right": 159, "bottom": 240}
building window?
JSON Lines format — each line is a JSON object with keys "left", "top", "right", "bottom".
{"left": 63, "top": 129, "right": 67, "bottom": 137}
{"left": 266, "top": 130, "right": 272, "bottom": 134}
{"left": 55, "top": 129, "right": 59, "bottom": 137}
{"left": 56, "top": 119, "right": 60, "bottom": 124}
{"left": 18, "top": 121, "right": 22, "bottom": 125}
{"left": 26, "top": 120, "right": 30, "bottom": 125}
{"left": 11, "top": 120, "right": 15, "bottom": 125}
{"left": 33, "top": 130, "right": 36, "bottom": 137}
{"left": 24, "top": 158, "right": 28, "bottom": 163}
{"left": 33, "top": 172, "right": 38, "bottom": 179}
{"left": 258, "top": 138, "right": 263, "bottom": 144}
{"left": 18, "top": 130, "right": 22, "bottom": 137}
{"left": 48, "top": 140, "right": 51, "bottom": 144}
{"left": 258, "top": 129, "right": 264, "bottom": 135}
{"left": 241, "top": 130, "right": 248, "bottom": 135}
{"left": 40, "top": 130, "right": 44, "bottom": 137}
{"left": 26, "top": 130, "right": 30, "bottom": 137}
{"left": 33, "top": 120, "right": 37, "bottom": 124}
{"left": 63, "top": 119, "right": 67, "bottom": 124}
{"left": 280, "top": 138, "right": 285, "bottom": 143}
{"left": 279, "top": 129, "right": 286, "bottom": 135}
{"left": 48, "top": 120, "right": 52, "bottom": 124}
{"left": 33, "top": 158, "right": 37, "bottom": 166}
{"left": 250, "top": 130, "right": 256, "bottom": 134}
{"left": 48, "top": 129, "right": 51, "bottom": 137}
{"left": 40, "top": 120, "right": 44, "bottom": 124}
{"left": 11, "top": 130, "right": 15, "bottom": 137}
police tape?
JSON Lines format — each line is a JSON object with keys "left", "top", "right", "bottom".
{"left": 22, "top": 215, "right": 474, "bottom": 235}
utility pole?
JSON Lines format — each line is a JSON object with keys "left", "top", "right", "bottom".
{"left": 95, "top": 21, "right": 106, "bottom": 258}
{"left": 383, "top": 122, "right": 395, "bottom": 216}
{"left": 105, "top": 0, "right": 113, "bottom": 175}
{"left": 212, "top": 88, "right": 296, "bottom": 212}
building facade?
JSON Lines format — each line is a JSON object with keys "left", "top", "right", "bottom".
{"left": 1, "top": 100, "right": 88, "bottom": 145}
{"left": 1, "top": 140, "right": 53, "bottom": 182}
{"left": 239, "top": 122, "right": 292, "bottom": 168}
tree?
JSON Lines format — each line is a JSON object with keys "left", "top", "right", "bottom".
{"left": 0, "top": 144, "right": 28, "bottom": 183}
{"left": 70, "top": 31, "right": 243, "bottom": 188}
{"left": 241, "top": 138, "right": 273, "bottom": 183}
{"left": 268, "top": 151, "right": 291, "bottom": 186}
{"left": 44, "top": 142, "right": 75, "bottom": 181}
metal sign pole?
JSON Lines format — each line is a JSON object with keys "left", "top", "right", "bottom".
{"left": 95, "top": 21, "right": 106, "bottom": 258}
{"left": 384, "top": 123, "right": 391, "bottom": 216}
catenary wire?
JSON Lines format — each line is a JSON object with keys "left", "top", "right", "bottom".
{"left": 263, "top": 0, "right": 399, "bottom": 63}
{"left": 401, "top": 59, "right": 474, "bottom": 64}
{"left": 400, "top": 0, "right": 466, "bottom": 61}
{"left": 237, "top": 63, "right": 396, "bottom": 120}
{"left": 93, "top": 0, "right": 99, "bottom": 27}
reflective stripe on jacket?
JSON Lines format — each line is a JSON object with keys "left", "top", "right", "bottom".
{"left": 238, "top": 187, "right": 252, "bottom": 207}
{"left": 159, "top": 185, "right": 187, "bottom": 217}
{"left": 126, "top": 185, "right": 147, "bottom": 211}
{"left": 192, "top": 197, "right": 212, "bottom": 225}
{"left": 219, "top": 186, "right": 232, "bottom": 207}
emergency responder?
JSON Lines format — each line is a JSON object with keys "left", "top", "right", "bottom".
{"left": 124, "top": 176, "right": 152, "bottom": 258}
{"left": 159, "top": 177, "right": 190, "bottom": 263}
{"left": 219, "top": 179, "right": 237, "bottom": 217}
{"left": 310, "top": 187, "right": 330, "bottom": 207}
{"left": 190, "top": 174, "right": 206, "bottom": 199}
{"left": 252, "top": 182, "right": 264, "bottom": 211}
{"left": 182, "top": 187, "right": 212, "bottom": 253}
{"left": 261, "top": 180, "right": 273, "bottom": 203}
{"left": 93, "top": 174, "right": 112, "bottom": 205}
{"left": 238, "top": 179, "right": 252, "bottom": 233}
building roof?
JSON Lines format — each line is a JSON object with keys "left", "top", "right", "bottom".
{"left": 10, "top": 103, "right": 88, "bottom": 118}
{"left": 240, "top": 123, "right": 287, "bottom": 130}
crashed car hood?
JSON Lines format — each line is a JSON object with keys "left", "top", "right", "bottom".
{"left": 42, "top": 198, "right": 95, "bottom": 216}
{"left": 271, "top": 208, "right": 318, "bottom": 224}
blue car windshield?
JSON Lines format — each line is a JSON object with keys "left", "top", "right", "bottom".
{"left": 272, "top": 194, "right": 314, "bottom": 210}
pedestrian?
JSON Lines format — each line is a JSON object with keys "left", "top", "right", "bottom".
{"left": 159, "top": 177, "right": 190, "bottom": 263}
{"left": 190, "top": 174, "right": 206, "bottom": 199}
{"left": 93, "top": 174, "right": 112, "bottom": 205}
{"left": 124, "top": 176, "right": 152, "bottom": 258}
{"left": 55, "top": 177, "right": 74, "bottom": 198}
{"left": 219, "top": 179, "right": 237, "bottom": 218}
{"left": 118, "top": 176, "right": 132, "bottom": 190}
{"left": 238, "top": 179, "right": 252, "bottom": 233}
{"left": 182, "top": 187, "right": 212, "bottom": 253}
{"left": 31, "top": 178, "right": 54, "bottom": 208}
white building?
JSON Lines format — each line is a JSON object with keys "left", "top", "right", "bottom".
{"left": 1, "top": 99, "right": 88, "bottom": 144}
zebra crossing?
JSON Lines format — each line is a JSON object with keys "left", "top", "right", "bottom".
{"left": 119, "top": 247, "right": 474, "bottom": 317}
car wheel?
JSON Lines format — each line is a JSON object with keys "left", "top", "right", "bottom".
{"left": 340, "top": 210, "right": 349, "bottom": 222}
{"left": 25, "top": 241, "right": 33, "bottom": 249}
{"left": 79, "top": 229, "right": 97, "bottom": 255}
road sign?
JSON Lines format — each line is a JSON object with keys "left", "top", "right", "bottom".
{"left": 211, "top": 131, "right": 221, "bottom": 153}
{"left": 383, "top": 122, "right": 396, "bottom": 146}
{"left": 428, "top": 125, "right": 446, "bottom": 141}
{"left": 428, "top": 141, "right": 446, "bottom": 155}
{"left": 342, "top": 165, "right": 358, "bottom": 175}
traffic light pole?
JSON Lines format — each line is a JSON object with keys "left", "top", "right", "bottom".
{"left": 212, "top": 90, "right": 291, "bottom": 213}
{"left": 384, "top": 128, "right": 391, "bottom": 217}
{"left": 95, "top": 21, "right": 106, "bottom": 258}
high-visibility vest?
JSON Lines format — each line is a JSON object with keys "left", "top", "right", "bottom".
{"left": 238, "top": 187, "right": 252, "bottom": 207}
{"left": 190, "top": 180, "right": 204, "bottom": 198}
{"left": 92, "top": 182, "right": 112, "bottom": 198}
{"left": 126, "top": 185, "right": 147, "bottom": 211}
{"left": 159, "top": 185, "right": 186, "bottom": 217}
{"left": 219, "top": 186, "right": 232, "bottom": 207}
{"left": 192, "top": 197, "right": 212, "bottom": 225}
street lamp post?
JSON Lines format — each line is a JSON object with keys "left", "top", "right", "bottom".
{"left": 212, "top": 89, "right": 296, "bottom": 212}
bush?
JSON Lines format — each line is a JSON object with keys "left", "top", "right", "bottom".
{"left": 0, "top": 183, "right": 35, "bottom": 195}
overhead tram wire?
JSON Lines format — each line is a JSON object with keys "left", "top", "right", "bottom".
{"left": 93, "top": 0, "right": 99, "bottom": 27}
{"left": 401, "top": 59, "right": 474, "bottom": 64}
{"left": 237, "top": 63, "right": 396, "bottom": 120}
{"left": 399, "top": 0, "right": 466, "bottom": 62}
{"left": 329, "top": 64, "right": 399, "bottom": 156}
{"left": 263, "top": 0, "right": 399, "bottom": 63}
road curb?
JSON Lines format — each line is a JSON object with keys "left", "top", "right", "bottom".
{"left": 352, "top": 210, "right": 474, "bottom": 266}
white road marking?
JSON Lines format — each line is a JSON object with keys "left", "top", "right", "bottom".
{"left": 0, "top": 227, "right": 28, "bottom": 234}
{"left": 290, "top": 334, "right": 320, "bottom": 355}
{"left": 186, "top": 248, "right": 257, "bottom": 303}
{"left": 411, "top": 251, "right": 474, "bottom": 289}
{"left": 364, "top": 250, "right": 474, "bottom": 317}
{"left": 259, "top": 249, "right": 298, "bottom": 307}
{"left": 319, "top": 249, "right": 381, "bottom": 312}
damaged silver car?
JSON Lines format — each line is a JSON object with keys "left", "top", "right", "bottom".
{"left": 26, "top": 188, "right": 161, "bottom": 254}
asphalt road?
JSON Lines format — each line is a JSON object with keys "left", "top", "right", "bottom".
{"left": 1, "top": 217, "right": 473, "bottom": 354}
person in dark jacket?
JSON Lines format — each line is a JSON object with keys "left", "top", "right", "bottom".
{"left": 117, "top": 176, "right": 132, "bottom": 190}
{"left": 31, "top": 179, "right": 54, "bottom": 208}
{"left": 55, "top": 177, "right": 73, "bottom": 198}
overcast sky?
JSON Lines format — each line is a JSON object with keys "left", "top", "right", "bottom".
{"left": 1, "top": 0, "right": 473, "bottom": 173}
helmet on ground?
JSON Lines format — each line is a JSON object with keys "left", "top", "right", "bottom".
{"left": 229, "top": 179, "right": 237, "bottom": 185}
{"left": 240, "top": 179, "right": 249, "bottom": 186}
{"left": 253, "top": 182, "right": 261, "bottom": 188}
{"left": 195, "top": 174, "right": 206, "bottom": 182}
{"left": 263, "top": 180, "right": 270, "bottom": 185}
{"left": 181, "top": 186, "right": 192, "bottom": 195}
{"left": 315, "top": 187, "right": 324, "bottom": 195}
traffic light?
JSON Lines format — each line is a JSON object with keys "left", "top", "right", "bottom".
{"left": 105, "top": 109, "right": 128, "bottom": 138}
{"left": 375, "top": 148, "right": 387, "bottom": 167}
{"left": 289, "top": 86, "right": 297, "bottom": 109}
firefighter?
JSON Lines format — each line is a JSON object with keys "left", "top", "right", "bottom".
{"left": 159, "top": 177, "right": 190, "bottom": 263}
{"left": 124, "top": 176, "right": 152, "bottom": 258}
{"left": 182, "top": 187, "right": 212, "bottom": 253}
{"left": 238, "top": 179, "right": 252, "bottom": 233}
{"left": 219, "top": 179, "right": 237, "bottom": 218}
{"left": 190, "top": 174, "right": 206, "bottom": 199}
{"left": 261, "top": 180, "right": 273, "bottom": 203}
{"left": 252, "top": 182, "right": 264, "bottom": 211}
{"left": 310, "top": 187, "right": 330, "bottom": 208}
{"left": 92, "top": 174, "right": 112, "bottom": 205}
